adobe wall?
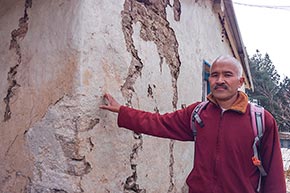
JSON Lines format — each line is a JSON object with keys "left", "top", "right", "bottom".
{"left": 0, "top": 0, "right": 232, "bottom": 192}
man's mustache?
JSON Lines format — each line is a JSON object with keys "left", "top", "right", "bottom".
{"left": 214, "top": 84, "right": 228, "bottom": 90}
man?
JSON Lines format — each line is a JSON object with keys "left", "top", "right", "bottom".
{"left": 100, "top": 55, "right": 286, "bottom": 193}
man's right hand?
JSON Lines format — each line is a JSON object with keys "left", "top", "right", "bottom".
{"left": 99, "top": 93, "right": 121, "bottom": 113}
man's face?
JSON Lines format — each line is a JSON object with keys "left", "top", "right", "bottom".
{"left": 208, "top": 59, "right": 244, "bottom": 102}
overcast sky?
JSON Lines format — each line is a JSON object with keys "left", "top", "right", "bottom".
{"left": 233, "top": 0, "right": 290, "bottom": 79}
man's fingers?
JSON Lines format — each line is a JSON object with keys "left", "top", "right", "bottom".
{"left": 99, "top": 104, "right": 108, "bottom": 109}
{"left": 99, "top": 93, "right": 120, "bottom": 113}
{"left": 106, "top": 94, "right": 117, "bottom": 106}
{"left": 100, "top": 94, "right": 113, "bottom": 108}
{"left": 103, "top": 93, "right": 111, "bottom": 102}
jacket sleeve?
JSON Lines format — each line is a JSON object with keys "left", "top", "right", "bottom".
{"left": 260, "top": 110, "right": 286, "bottom": 193}
{"left": 117, "top": 104, "right": 197, "bottom": 141}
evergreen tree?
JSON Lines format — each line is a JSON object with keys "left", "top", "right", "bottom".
{"left": 246, "top": 50, "right": 290, "bottom": 132}
{"left": 276, "top": 77, "right": 290, "bottom": 131}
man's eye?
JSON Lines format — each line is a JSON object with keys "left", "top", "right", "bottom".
{"left": 210, "top": 74, "right": 218, "bottom": 77}
{"left": 225, "top": 73, "right": 233, "bottom": 77}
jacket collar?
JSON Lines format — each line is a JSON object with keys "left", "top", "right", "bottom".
{"left": 207, "top": 91, "right": 249, "bottom": 114}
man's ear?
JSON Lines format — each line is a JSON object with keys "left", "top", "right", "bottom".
{"left": 239, "top": 77, "right": 245, "bottom": 87}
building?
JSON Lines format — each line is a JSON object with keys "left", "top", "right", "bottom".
{"left": 280, "top": 132, "right": 290, "bottom": 149}
{"left": 0, "top": 0, "right": 251, "bottom": 192}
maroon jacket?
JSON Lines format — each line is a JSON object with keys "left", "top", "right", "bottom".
{"left": 117, "top": 92, "right": 286, "bottom": 193}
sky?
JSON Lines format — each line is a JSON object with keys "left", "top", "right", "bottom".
{"left": 232, "top": 0, "right": 290, "bottom": 79}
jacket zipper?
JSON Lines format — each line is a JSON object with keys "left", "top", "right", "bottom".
{"left": 213, "top": 110, "right": 224, "bottom": 191}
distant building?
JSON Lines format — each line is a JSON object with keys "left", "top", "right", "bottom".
{"left": 280, "top": 132, "right": 290, "bottom": 148}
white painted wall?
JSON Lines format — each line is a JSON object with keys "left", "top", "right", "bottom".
{"left": 0, "top": 0, "right": 234, "bottom": 192}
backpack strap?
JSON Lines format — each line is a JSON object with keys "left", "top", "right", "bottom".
{"left": 191, "top": 101, "right": 209, "bottom": 140}
{"left": 250, "top": 103, "right": 267, "bottom": 192}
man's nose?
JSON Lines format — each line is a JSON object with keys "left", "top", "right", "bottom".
{"left": 216, "top": 75, "right": 225, "bottom": 83}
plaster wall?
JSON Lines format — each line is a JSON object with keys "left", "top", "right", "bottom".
{"left": 0, "top": 0, "right": 233, "bottom": 192}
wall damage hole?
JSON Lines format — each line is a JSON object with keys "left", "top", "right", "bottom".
{"left": 88, "top": 137, "right": 94, "bottom": 152}
{"left": 55, "top": 134, "right": 79, "bottom": 159}
{"left": 67, "top": 158, "right": 92, "bottom": 176}
{"left": 55, "top": 134, "right": 92, "bottom": 176}
{"left": 167, "top": 140, "right": 176, "bottom": 193}
{"left": 136, "top": 0, "right": 151, "bottom": 6}
{"left": 147, "top": 84, "right": 154, "bottom": 98}
{"left": 87, "top": 118, "right": 100, "bottom": 130}
{"left": 123, "top": 132, "right": 146, "bottom": 193}
{"left": 3, "top": 0, "right": 32, "bottom": 122}
{"left": 51, "top": 188, "right": 68, "bottom": 193}
{"left": 181, "top": 104, "right": 186, "bottom": 109}
{"left": 218, "top": 14, "right": 226, "bottom": 42}
{"left": 3, "top": 66, "right": 20, "bottom": 121}
{"left": 154, "top": 106, "right": 159, "bottom": 113}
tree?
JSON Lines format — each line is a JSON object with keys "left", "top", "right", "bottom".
{"left": 246, "top": 50, "right": 290, "bottom": 132}
{"left": 276, "top": 76, "right": 290, "bottom": 131}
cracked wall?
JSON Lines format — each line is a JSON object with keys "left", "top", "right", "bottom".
{"left": 0, "top": 0, "right": 80, "bottom": 192}
{"left": 1, "top": 0, "right": 235, "bottom": 193}
{"left": 4, "top": 0, "right": 31, "bottom": 122}
{"left": 119, "top": 0, "right": 184, "bottom": 192}
{"left": 26, "top": 95, "right": 95, "bottom": 193}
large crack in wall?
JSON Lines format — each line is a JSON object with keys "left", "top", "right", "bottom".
{"left": 3, "top": 0, "right": 32, "bottom": 121}
{"left": 121, "top": 0, "right": 181, "bottom": 192}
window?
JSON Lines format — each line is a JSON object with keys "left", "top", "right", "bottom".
{"left": 202, "top": 60, "right": 211, "bottom": 101}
